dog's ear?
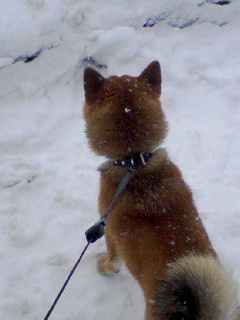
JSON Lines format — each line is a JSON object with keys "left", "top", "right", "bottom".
{"left": 84, "top": 67, "right": 105, "bottom": 102}
{"left": 138, "top": 60, "right": 161, "bottom": 95}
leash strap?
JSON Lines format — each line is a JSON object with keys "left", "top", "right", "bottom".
{"left": 44, "top": 170, "right": 131, "bottom": 320}
{"left": 44, "top": 242, "right": 90, "bottom": 320}
{"left": 85, "top": 152, "right": 152, "bottom": 243}
{"left": 85, "top": 168, "right": 135, "bottom": 243}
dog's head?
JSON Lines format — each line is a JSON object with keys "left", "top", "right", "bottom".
{"left": 83, "top": 61, "right": 168, "bottom": 159}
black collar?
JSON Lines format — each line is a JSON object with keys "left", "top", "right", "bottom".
{"left": 109, "top": 152, "right": 152, "bottom": 170}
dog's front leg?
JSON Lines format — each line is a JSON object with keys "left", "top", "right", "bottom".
{"left": 97, "top": 233, "right": 120, "bottom": 275}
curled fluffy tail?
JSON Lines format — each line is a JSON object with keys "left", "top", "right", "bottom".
{"left": 154, "top": 255, "right": 239, "bottom": 320}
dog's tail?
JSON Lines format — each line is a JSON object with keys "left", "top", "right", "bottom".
{"left": 154, "top": 255, "right": 239, "bottom": 320}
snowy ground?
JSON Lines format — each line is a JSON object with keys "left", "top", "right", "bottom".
{"left": 0, "top": 1, "right": 240, "bottom": 319}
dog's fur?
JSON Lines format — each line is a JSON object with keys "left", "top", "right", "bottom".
{"left": 83, "top": 61, "right": 239, "bottom": 319}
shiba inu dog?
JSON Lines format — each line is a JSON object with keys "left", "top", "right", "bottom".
{"left": 83, "top": 61, "right": 239, "bottom": 320}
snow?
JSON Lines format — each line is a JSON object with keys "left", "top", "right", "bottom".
{"left": 0, "top": 1, "right": 240, "bottom": 319}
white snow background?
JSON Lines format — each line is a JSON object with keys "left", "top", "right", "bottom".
{"left": 0, "top": 0, "right": 240, "bottom": 319}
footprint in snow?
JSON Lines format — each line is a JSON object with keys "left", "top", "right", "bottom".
{"left": 0, "top": 157, "right": 37, "bottom": 189}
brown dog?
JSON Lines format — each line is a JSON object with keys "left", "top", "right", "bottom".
{"left": 83, "top": 61, "right": 239, "bottom": 320}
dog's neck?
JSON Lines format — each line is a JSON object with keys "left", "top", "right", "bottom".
{"left": 109, "top": 152, "right": 152, "bottom": 170}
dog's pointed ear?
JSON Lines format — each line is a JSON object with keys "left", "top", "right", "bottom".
{"left": 84, "top": 67, "right": 105, "bottom": 102}
{"left": 138, "top": 60, "right": 161, "bottom": 95}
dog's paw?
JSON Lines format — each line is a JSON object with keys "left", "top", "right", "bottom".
{"left": 97, "top": 253, "right": 119, "bottom": 275}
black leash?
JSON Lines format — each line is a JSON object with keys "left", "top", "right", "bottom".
{"left": 43, "top": 169, "right": 133, "bottom": 320}
{"left": 43, "top": 152, "right": 152, "bottom": 320}
{"left": 44, "top": 242, "right": 90, "bottom": 320}
{"left": 85, "top": 151, "right": 152, "bottom": 243}
{"left": 85, "top": 167, "right": 135, "bottom": 243}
